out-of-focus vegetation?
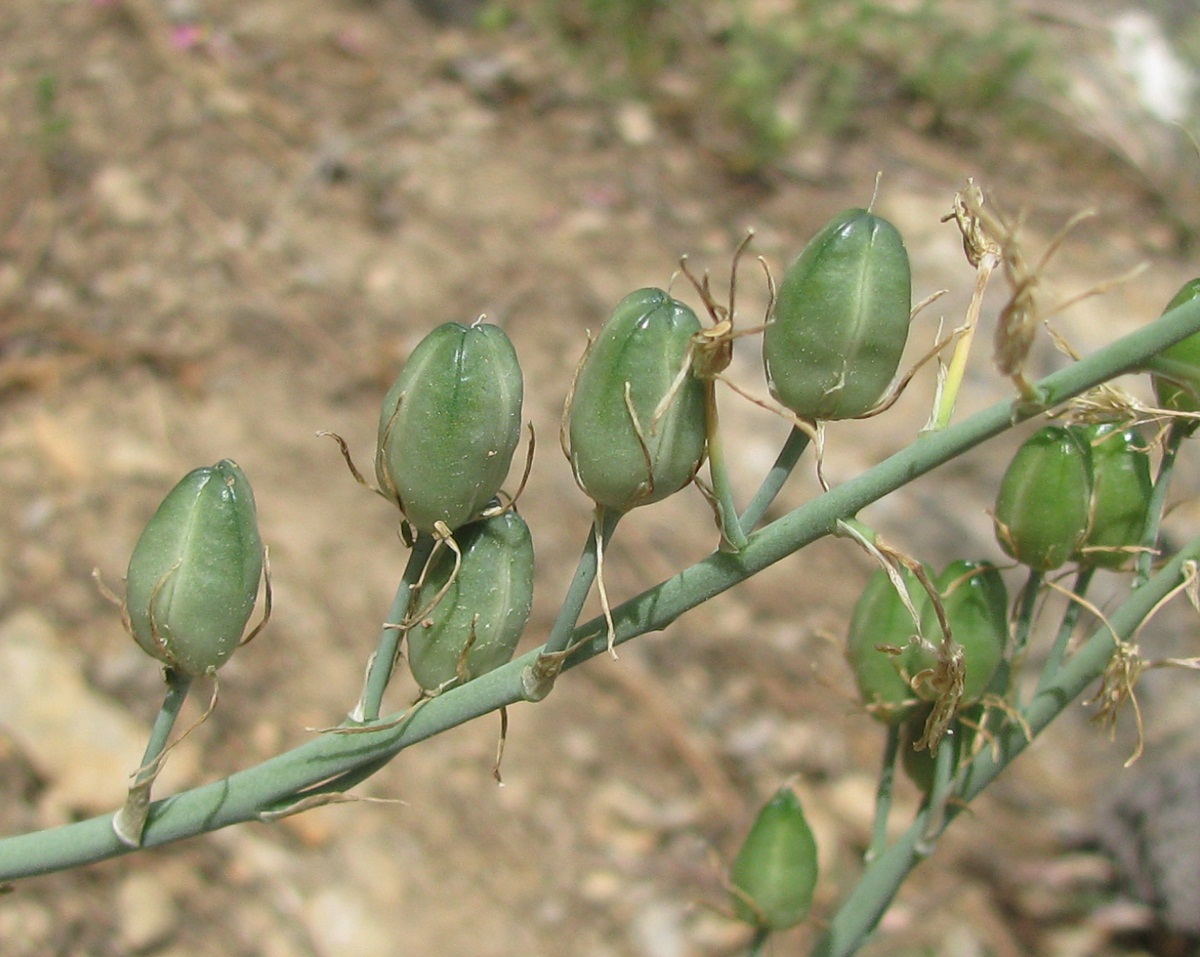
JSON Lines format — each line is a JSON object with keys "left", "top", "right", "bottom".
{"left": 489, "top": 0, "right": 1056, "bottom": 173}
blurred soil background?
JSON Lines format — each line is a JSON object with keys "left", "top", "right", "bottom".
{"left": 3, "top": 1, "right": 1200, "bottom": 955}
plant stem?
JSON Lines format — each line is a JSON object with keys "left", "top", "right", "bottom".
{"left": 524, "top": 507, "right": 621, "bottom": 698}
{"left": 3, "top": 298, "right": 1199, "bottom": 880}
{"left": 706, "top": 383, "right": 749, "bottom": 551}
{"left": 1036, "top": 565, "right": 1094, "bottom": 691}
{"left": 1011, "top": 568, "right": 1043, "bottom": 658}
{"left": 354, "top": 534, "right": 435, "bottom": 722}
{"left": 739, "top": 426, "right": 811, "bottom": 532}
{"left": 1137, "top": 419, "right": 1187, "bottom": 585}
{"left": 112, "top": 669, "right": 193, "bottom": 846}
{"left": 867, "top": 724, "right": 900, "bottom": 862}
{"left": 929, "top": 253, "right": 996, "bottom": 431}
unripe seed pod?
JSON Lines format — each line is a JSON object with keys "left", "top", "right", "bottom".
{"left": 845, "top": 565, "right": 927, "bottom": 724}
{"left": 730, "top": 784, "right": 819, "bottom": 931}
{"left": 899, "top": 704, "right": 938, "bottom": 792}
{"left": 406, "top": 509, "right": 534, "bottom": 693}
{"left": 899, "top": 703, "right": 975, "bottom": 793}
{"left": 376, "top": 321, "right": 523, "bottom": 534}
{"left": 907, "top": 560, "right": 1007, "bottom": 704}
{"left": 566, "top": 288, "right": 707, "bottom": 512}
{"left": 1150, "top": 279, "right": 1200, "bottom": 415}
{"left": 1072, "top": 424, "right": 1153, "bottom": 570}
{"left": 125, "top": 460, "right": 264, "bottom": 676}
{"left": 763, "top": 208, "right": 912, "bottom": 420}
{"left": 993, "top": 426, "right": 1092, "bottom": 571}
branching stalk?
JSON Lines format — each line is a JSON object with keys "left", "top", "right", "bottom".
{"left": 2, "top": 298, "right": 1199, "bottom": 881}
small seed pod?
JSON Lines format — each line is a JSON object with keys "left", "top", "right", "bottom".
{"left": 993, "top": 426, "right": 1092, "bottom": 571}
{"left": 730, "top": 784, "right": 819, "bottom": 931}
{"left": 1150, "top": 279, "right": 1200, "bottom": 415}
{"left": 845, "top": 565, "right": 927, "bottom": 724}
{"left": 1071, "top": 424, "right": 1153, "bottom": 570}
{"left": 125, "top": 460, "right": 264, "bottom": 676}
{"left": 763, "top": 208, "right": 912, "bottom": 421}
{"left": 565, "top": 288, "right": 707, "bottom": 512}
{"left": 376, "top": 321, "right": 524, "bottom": 534}
{"left": 898, "top": 703, "right": 939, "bottom": 792}
{"left": 907, "top": 560, "right": 1007, "bottom": 704}
{"left": 406, "top": 509, "right": 534, "bottom": 693}
{"left": 899, "top": 702, "right": 977, "bottom": 793}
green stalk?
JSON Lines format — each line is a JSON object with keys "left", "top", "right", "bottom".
{"left": 353, "top": 533, "right": 435, "bottom": 722}
{"left": 112, "top": 669, "right": 193, "bottom": 846}
{"left": 705, "top": 383, "right": 749, "bottom": 551}
{"left": 1137, "top": 419, "right": 1186, "bottom": 585}
{"left": 866, "top": 724, "right": 900, "bottom": 862}
{"left": 2, "top": 298, "right": 1199, "bottom": 881}
{"left": 525, "top": 507, "right": 622, "bottom": 698}
{"left": 1036, "top": 565, "right": 1094, "bottom": 691}
{"left": 739, "top": 426, "right": 811, "bottom": 533}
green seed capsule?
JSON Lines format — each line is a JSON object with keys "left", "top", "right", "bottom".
{"left": 125, "top": 460, "right": 264, "bottom": 676}
{"left": 898, "top": 704, "right": 938, "bottom": 792}
{"left": 994, "top": 426, "right": 1092, "bottom": 571}
{"left": 899, "top": 703, "right": 975, "bottom": 793}
{"left": 1149, "top": 279, "right": 1200, "bottom": 415}
{"left": 730, "top": 784, "right": 819, "bottom": 931}
{"left": 845, "top": 566, "right": 927, "bottom": 724}
{"left": 763, "top": 208, "right": 912, "bottom": 420}
{"left": 376, "top": 321, "right": 523, "bottom": 534}
{"left": 565, "top": 288, "right": 707, "bottom": 512}
{"left": 406, "top": 509, "right": 534, "bottom": 693}
{"left": 1071, "top": 424, "right": 1153, "bottom": 570}
{"left": 907, "top": 561, "right": 1007, "bottom": 704}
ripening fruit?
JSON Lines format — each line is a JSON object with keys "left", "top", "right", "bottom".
{"left": 406, "top": 509, "right": 534, "bottom": 693}
{"left": 730, "top": 784, "right": 819, "bottom": 931}
{"left": 565, "top": 288, "right": 707, "bottom": 512}
{"left": 1148, "top": 279, "right": 1200, "bottom": 415}
{"left": 763, "top": 208, "right": 912, "bottom": 420}
{"left": 376, "top": 320, "right": 523, "bottom": 534}
{"left": 845, "top": 565, "right": 927, "bottom": 724}
{"left": 994, "top": 426, "right": 1092, "bottom": 571}
{"left": 125, "top": 460, "right": 264, "bottom": 676}
{"left": 906, "top": 560, "right": 1007, "bottom": 704}
{"left": 1072, "top": 424, "right": 1153, "bottom": 570}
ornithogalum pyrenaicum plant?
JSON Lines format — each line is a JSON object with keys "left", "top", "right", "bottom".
{"left": 6, "top": 185, "right": 1200, "bottom": 957}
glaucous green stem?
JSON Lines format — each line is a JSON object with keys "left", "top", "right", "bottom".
{"left": 1036, "top": 565, "right": 1095, "bottom": 692}
{"left": 1011, "top": 568, "right": 1043, "bottom": 658}
{"left": 1137, "top": 420, "right": 1187, "bottom": 586}
{"left": 705, "top": 384, "right": 749, "bottom": 551}
{"left": 354, "top": 533, "right": 435, "bottom": 722}
{"left": 809, "top": 536, "right": 1200, "bottom": 957}
{"left": 140, "top": 670, "right": 194, "bottom": 779}
{"left": 2, "top": 297, "right": 1199, "bottom": 881}
{"left": 739, "top": 426, "right": 811, "bottom": 533}
{"left": 867, "top": 724, "right": 900, "bottom": 862}
{"left": 112, "top": 668, "right": 193, "bottom": 847}
{"left": 523, "top": 506, "right": 621, "bottom": 698}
